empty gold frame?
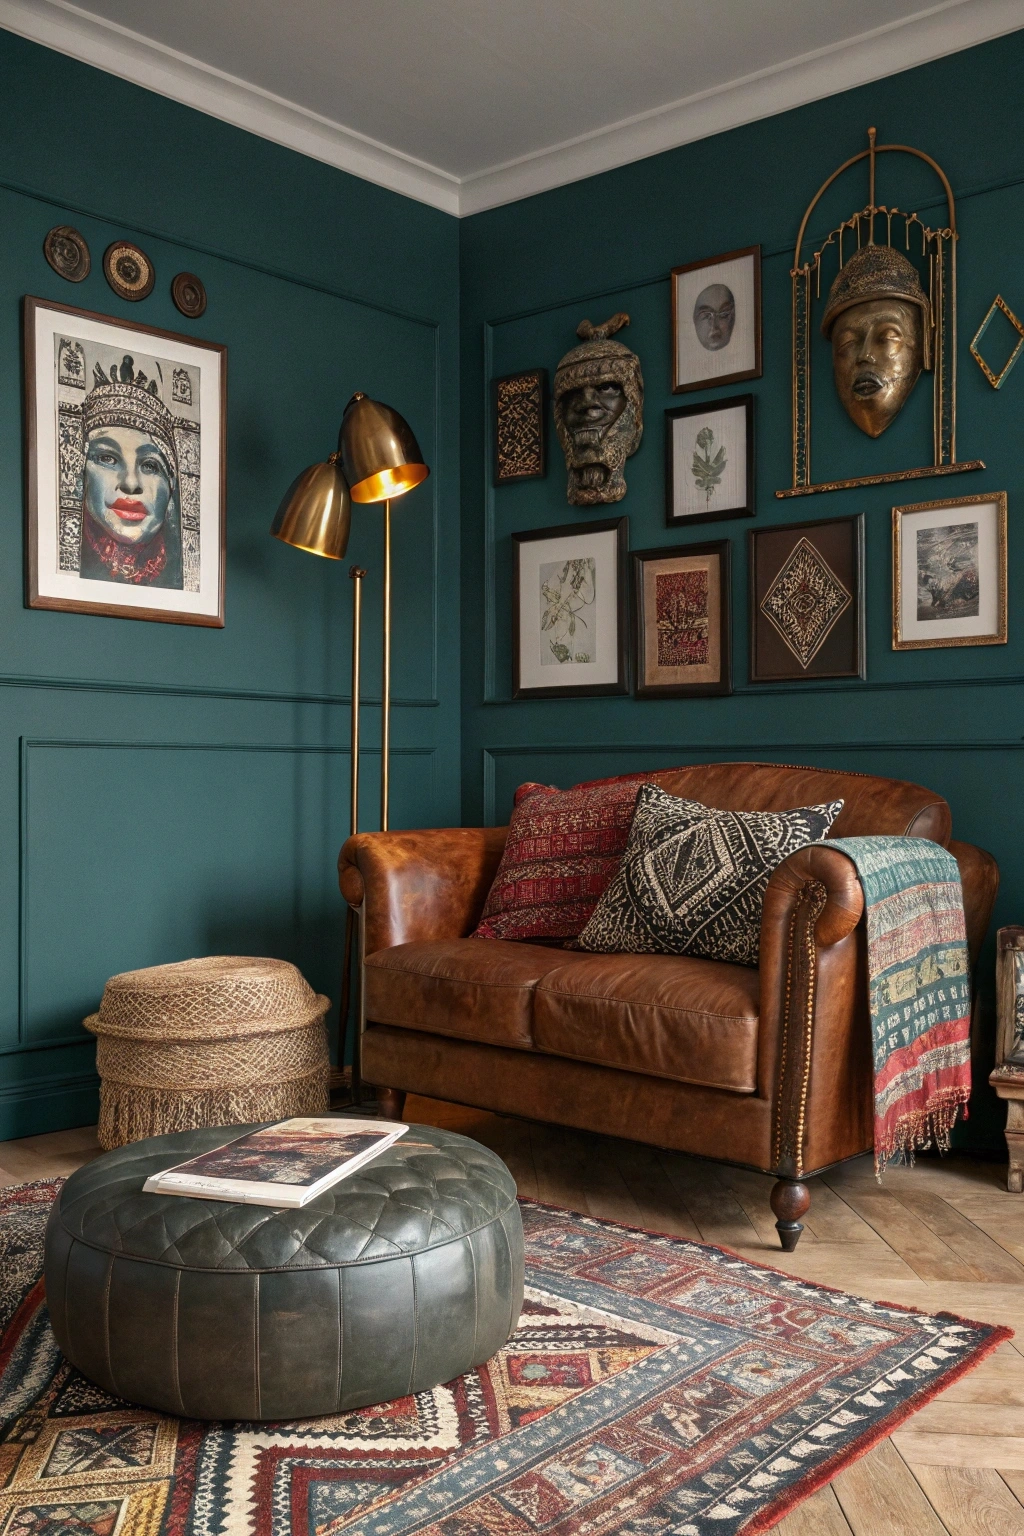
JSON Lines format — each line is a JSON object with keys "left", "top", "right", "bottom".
{"left": 970, "top": 295, "right": 1024, "bottom": 390}
{"left": 777, "top": 127, "right": 984, "bottom": 499}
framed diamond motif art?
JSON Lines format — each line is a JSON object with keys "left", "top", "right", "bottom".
{"left": 749, "top": 514, "right": 864, "bottom": 681}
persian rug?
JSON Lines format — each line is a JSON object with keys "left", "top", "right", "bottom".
{"left": 0, "top": 1180, "right": 1007, "bottom": 1536}
{"left": 831, "top": 835, "right": 973, "bottom": 1171}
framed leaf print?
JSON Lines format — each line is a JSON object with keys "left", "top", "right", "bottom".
{"left": 633, "top": 541, "right": 731, "bottom": 697}
{"left": 666, "top": 394, "right": 754, "bottom": 527}
{"left": 512, "top": 517, "right": 628, "bottom": 699}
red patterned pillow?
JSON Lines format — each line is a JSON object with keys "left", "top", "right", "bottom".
{"left": 473, "top": 775, "right": 652, "bottom": 942}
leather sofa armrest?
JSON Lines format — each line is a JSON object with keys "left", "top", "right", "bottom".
{"left": 949, "top": 839, "right": 999, "bottom": 965}
{"left": 338, "top": 827, "right": 509, "bottom": 956}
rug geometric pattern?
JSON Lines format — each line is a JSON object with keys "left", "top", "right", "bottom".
{"left": 0, "top": 1179, "right": 1008, "bottom": 1535}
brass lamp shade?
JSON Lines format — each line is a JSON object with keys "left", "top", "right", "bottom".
{"left": 340, "top": 391, "right": 429, "bottom": 504}
{"left": 271, "top": 456, "right": 351, "bottom": 559}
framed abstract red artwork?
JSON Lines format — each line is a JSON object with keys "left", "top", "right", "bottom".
{"left": 632, "top": 540, "right": 731, "bottom": 697}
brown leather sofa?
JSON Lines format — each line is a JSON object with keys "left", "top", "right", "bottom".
{"left": 339, "top": 763, "right": 998, "bottom": 1250}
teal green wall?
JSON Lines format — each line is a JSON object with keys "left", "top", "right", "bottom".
{"left": 459, "top": 33, "right": 1024, "bottom": 1148}
{"left": 0, "top": 32, "right": 460, "bottom": 1136}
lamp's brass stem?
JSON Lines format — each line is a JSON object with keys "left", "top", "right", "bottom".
{"left": 349, "top": 565, "right": 365, "bottom": 836}
{"left": 381, "top": 498, "right": 391, "bottom": 832}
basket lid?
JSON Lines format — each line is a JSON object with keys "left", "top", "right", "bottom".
{"left": 84, "top": 956, "right": 329, "bottom": 1041}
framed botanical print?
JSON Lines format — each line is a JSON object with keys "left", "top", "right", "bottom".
{"left": 513, "top": 517, "right": 628, "bottom": 698}
{"left": 494, "top": 367, "right": 546, "bottom": 485}
{"left": 666, "top": 394, "right": 754, "bottom": 527}
{"left": 749, "top": 514, "right": 864, "bottom": 682}
{"left": 671, "top": 245, "right": 762, "bottom": 394}
{"left": 633, "top": 541, "right": 731, "bottom": 697}
{"left": 24, "top": 296, "right": 227, "bottom": 626}
{"left": 893, "top": 492, "right": 1007, "bottom": 650}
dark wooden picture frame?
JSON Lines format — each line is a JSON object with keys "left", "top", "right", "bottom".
{"left": 749, "top": 513, "right": 864, "bottom": 683}
{"left": 671, "top": 244, "right": 762, "bottom": 394}
{"left": 513, "top": 516, "right": 629, "bottom": 699}
{"left": 24, "top": 295, "right": 227, "bottom": 627}
{"left": 633, "top": 540, "right": 732, "bottom": 698}
{"left": 493, "top": 367, "right": 547, "bottom": 485}
{"left": 665, "top": 393, "right": 754, "bottom": 528}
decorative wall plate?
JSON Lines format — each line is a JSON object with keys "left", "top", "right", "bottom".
{"left": 172, "top": 271, "right": 207, "bottom": 319}
{"left": 43, "top": 226, "right": 91, "bottom": 283}
{"left": 103, "top": 240, "right": 155, "bottom": 301}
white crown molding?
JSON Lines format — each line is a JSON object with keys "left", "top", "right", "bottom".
{"left": 1, "top": 0, "right": 1022, "bottom": 219}
{"left": 0, "top": 0, "right": 461, "bottom": 214}
{"left": 459, "top": 0, "right": 1024, "bottom": 214}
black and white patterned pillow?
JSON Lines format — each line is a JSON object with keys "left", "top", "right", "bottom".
{"left": 577, "top": 785, "right": 843, "bottom": 966}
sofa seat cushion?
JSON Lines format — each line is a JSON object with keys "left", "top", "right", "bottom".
{"left": 365, "top": 939, "right": 563, "bottom": 1050}
{"left": 532, "top": 951, "right": 760, "bottom": 1093}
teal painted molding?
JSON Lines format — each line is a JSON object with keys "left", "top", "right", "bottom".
{"left": 0, "top": 1069, "right": 100, "bottom": 1142}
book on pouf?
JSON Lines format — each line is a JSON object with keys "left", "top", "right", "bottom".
{"left": 142, "top": 1116, "right": 407, "bottom": 1207}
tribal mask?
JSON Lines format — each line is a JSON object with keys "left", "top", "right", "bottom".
{"left": 553, "top": 314, "right": 644, "bottom": 505}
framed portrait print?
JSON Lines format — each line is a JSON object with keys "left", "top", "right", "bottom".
{"left": 893, "top": 492, "right": 1007, "bottom": 650}
{"left": 633, "top": 541, "right": 731, "bottom": 697}
{"left": 666, "top": 394, "right": 754, "bottom": 527}
{"left": 749, "top": 513, "right": 864, "bottom": 682}
{"left": 24, "top": 296, "right": 226, "bottom": 626}
{"left": 494, "top": 367, "right": 546, "bottom": 485}
{"left": 513, "top": 517, "right": 628, "bottom": 699}
{"left": 671, "top": 245, "right": 762, "bottom": 394}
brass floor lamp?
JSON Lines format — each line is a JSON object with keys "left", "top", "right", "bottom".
{"left": 271, "top": 392, "right": 429, "bottom": 1106}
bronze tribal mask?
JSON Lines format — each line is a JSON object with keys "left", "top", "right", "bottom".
{"left": 553, "top": 313, "right": 644, "bottom": 505}
{"left": 822, "top": 244, "right": 932, "bottom": 438}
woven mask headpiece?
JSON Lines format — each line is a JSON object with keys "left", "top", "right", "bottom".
{"left": 553, "top": 314, "right": 644, "bottom": 506}
{"left": 82, "top": 355, "right": 179, "bottom": 482}
{"left": 821, "top": 245, "right": 932, "bottom": 369}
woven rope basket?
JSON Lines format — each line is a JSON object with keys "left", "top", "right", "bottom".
{"left": 85, "top": 956, "right": 331, "bottom": 1150}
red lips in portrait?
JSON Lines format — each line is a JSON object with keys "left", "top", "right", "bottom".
{"left": 108, "top": 497, "right": 148, "bottom": 523}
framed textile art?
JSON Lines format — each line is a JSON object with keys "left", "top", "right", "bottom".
{"left": 512, "top": 517, "right": 628, "bottom": 699}
{"left": 893, "top": 492, "right": 1007, "bottom": 650}
{"left": 494, "top": 367, "right": 546, "bottom": 484}
{"left": 24, "top": 296, "right": 226, "bottom": 626}
{"left": 749, "top": 513, "right": 864, "bottom": 682}
{"left": 633, "top": 541, "right": 731, "bottom": 697}
{"left": 665, "top": 393, "right": 753, "bottom": 527}
{"left": 670, "top": 244, "right": 762, "bottom": 394}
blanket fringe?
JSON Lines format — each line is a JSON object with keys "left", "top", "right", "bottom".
{"left": 874, "top": 1087, "right": 970, "bottom": 1177}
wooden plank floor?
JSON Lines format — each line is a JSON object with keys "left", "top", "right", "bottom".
{"left": 4, "top": 1101, "right": 1024, "bottom": 1535}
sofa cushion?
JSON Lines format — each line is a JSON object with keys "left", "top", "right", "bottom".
{"left": 532, "top": 951, "right": 760, "bottom": 1093}
{"left": 365, "top": 939, "right": 563, "bottom": 1050}
{"left": 579, "top": 785, "right": 842, "bottom": 966}
{"left": 473, "top": 775, "right": 652, "bottom": 942}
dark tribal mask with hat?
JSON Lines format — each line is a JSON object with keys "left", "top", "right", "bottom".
{"left": 821, "top": 244, "right": 932, "bottom": 437}
{"left": 553, "top": 314, "right": 644, "bottom": 505}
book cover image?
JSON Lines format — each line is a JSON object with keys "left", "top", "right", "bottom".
{"left": 168, "top": 1119, "right": 393, "bottom": 1188}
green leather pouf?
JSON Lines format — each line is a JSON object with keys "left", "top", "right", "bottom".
{"left": 44, "top": 1122, "right": 524, "bottom": 1420}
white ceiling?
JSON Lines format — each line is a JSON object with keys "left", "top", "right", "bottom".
{"left": 3, "top": 0, "right": 1023, "bottom": 214}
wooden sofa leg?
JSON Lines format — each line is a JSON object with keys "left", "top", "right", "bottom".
{"left": 376, "top": 1087, "right": 407, "bottom": 1121}
{"left": 770, "top": 1178, "right": 811, "bottom": 1252}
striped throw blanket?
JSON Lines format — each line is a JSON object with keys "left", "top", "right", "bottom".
{"left": 831, "top": 835, "right": 972, "bottom": 1172}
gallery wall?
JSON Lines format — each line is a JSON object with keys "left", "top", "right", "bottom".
{"left": 459, "top": 31, "right": 1024, "bottom": 1148}
{"left": 0, "top": 32, "right": 460, "bottom": 1137}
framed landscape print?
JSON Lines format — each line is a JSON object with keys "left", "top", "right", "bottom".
{"left": 633, "top": 541, "right": 731, "bottom": 697}
{"left": 893, "top": 492, "right": 1007, "bottom": 650}
{"left": 666, "top": 394, "right": 754, "bottom": 527}
{"left": 671, "top": 245, "right": 761, "bottom": 394}
{"left": 494, "top": 367, "right": 546, "bottom": 485}
{"left": 513, "top": 517, "right": 628, "bottom": 699}
{"left": 24, "top": 296, "right": 226, "bottom": 626}
{"left": 749, "top": 513, "right": 864, "bottom": 682}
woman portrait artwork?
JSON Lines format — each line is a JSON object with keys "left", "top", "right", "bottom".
{"left": 26, "top": 297, "right": 225, "bottom": 626}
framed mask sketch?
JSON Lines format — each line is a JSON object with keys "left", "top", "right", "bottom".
{"left": 892, "top": 492, "right": 1007, "bottom": 650}
{"left": 749, "top": 513, "right": 864, "bottom": 682}
{"left": 24, "top": 296, "right": 226, "bottom": 626}
{"left": 671, "top": 245, "right": 761, "bottom": 394}
{"left": 633, "top": 541, "right": 731, "bottom": 697}
{"left": 512, "top": 517, "right": 628, "bottom": 699}
{"left": 666, "top": 394, "right": 754, "bottom": 527}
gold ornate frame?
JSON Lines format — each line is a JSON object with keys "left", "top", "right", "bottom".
{"left": 970, "top": 295, "right": 1024, "bottom": 390}
{"left": 891, "top": 490, "right": 1007, "bottom": 650}
{"left": 777, "top": 128, "right": 984, "bottom": 499}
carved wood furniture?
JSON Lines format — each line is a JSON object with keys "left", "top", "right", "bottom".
{"left": 339, "top": 763, "right": 998, "bottom": 1250}
{"left": 990, "top": 926, "right": 1024, "bottom": 1191}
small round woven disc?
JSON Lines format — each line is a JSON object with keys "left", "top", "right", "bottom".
{"left": 171, "top": 271, "right": 207, "bottom": 318}
{"left": 44, "top": 225, "right": 91, "bottom": 283}
{"left": 104, "top": 240, "right": 155, "bottom": 301}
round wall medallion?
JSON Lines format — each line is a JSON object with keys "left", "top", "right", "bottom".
{"left": 103, "top": 240, "right": 155, "bottom": 301}
{"left": 43, "top": 225, "right": 91, "bottom": 283}
{"left": 171, "top": 271, "right": 207, "bottom": 318}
